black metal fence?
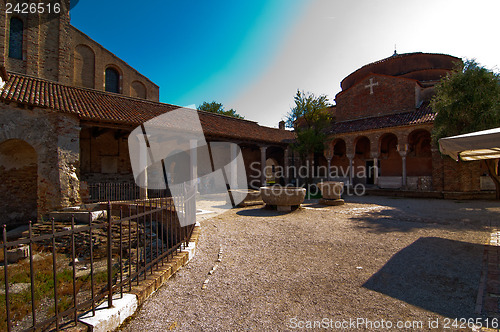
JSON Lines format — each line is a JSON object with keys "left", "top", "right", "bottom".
{"left": 1, "top": 189, "right": 196, "bottom": 331}
{"left": 86, "top": 182, "right": 170, "bottom": 203}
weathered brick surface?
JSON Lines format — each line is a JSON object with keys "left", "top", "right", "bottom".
{"left": 335, "top": 74, "right": 419, "bottom": 122}
{"left": 0, "top": 103, "right": 81, "bottom": 224}
{"left": 69, "top": 27, "right": 159, "bottom": 101}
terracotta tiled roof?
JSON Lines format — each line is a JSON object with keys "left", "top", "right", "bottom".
{"left": 328, "top": 105, "right": 435, "bottom": 134}
{"left": 0, "top": 72, "right": 294, "bottom": 144}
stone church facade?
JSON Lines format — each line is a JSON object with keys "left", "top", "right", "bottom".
{"left": 0, "top": 2, "right": 292, "bottom": 226}
{"left": 320, "top": 52, "right": 493, "bottom": 197}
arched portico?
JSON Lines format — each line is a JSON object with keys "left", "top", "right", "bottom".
{"left": 0, "top": 139, "right": 38, "bottom": 226}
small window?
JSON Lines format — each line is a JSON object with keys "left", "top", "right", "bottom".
{"left": 105, "top": 67, "right": 120, "bottom": 93}
{"left": 9, "top": 18, "right": 23, "bottom": 59}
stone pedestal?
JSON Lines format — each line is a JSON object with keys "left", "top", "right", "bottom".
{"left": 317, "top": 181, "right": 344, "bottom": 206}
{"left": 260, "top": 186, "right": 306, "bottom": 212}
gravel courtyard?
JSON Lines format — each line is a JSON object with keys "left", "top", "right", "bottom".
{"left": 121, "top": 196, "right": 500, "bottom": 331}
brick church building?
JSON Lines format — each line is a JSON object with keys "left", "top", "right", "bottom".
{"left": 321, "top": 52, "right": 494, "bottom": 198}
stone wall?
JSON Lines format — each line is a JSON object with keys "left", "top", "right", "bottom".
{"left": 0, "top": 103, "right": 81, "bottom": 225}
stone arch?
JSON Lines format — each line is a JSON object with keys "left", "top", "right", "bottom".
{"left": 331, "top": 139, "right": 349, "bottom": 180}
{"left": 407, "top": 129, "right": 432, "bottom": 176}
{"left": 131, "top": 81, "right": 147, "bottom": 99}
{"left": 379, "top": 133, "right": 401, "bottom": 176}
{"left": 0, "top": 139, "right": 37, "bottom": 227}
{"left": 74, "top": 44, "right": 95, "bottom": 88}
{"left": 354, "top": 136, "right": 371, "bottom": 158}
{"left": 353, "top": 136, "right": 371, "bottom": 184}
{"left": 265, "top": 157, "right": 279, "bottom": 184}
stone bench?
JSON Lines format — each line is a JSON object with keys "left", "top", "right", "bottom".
{"left": 378, "top": 176, "right": 402, "bottom": 189}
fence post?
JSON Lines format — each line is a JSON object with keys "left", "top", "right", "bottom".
{"left": 107, "top": 201, "right": 113, "bottom": 308}
{"left": 3, "top": 225, "right": 11, "bottom": 332}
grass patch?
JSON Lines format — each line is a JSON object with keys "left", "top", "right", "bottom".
{"left": 0, "top": 250, "right": 115, "bottom": 330}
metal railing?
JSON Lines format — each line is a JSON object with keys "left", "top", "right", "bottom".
{"left": 1, "top": 192, "right": 196, "bottom": 331}
{"left": 86, "top": 182, "right": 170, "bottom": 203}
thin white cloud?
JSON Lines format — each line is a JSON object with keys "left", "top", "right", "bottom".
{"left": 228, "top": 0, "right": 500, "bottom": 127}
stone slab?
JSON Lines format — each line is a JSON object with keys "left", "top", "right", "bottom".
{"left": 49, "top": 210, "right": 107, "bottom": 223}
{"left": 79, "top": 293, "right": 137, "bottom": 332}
{"left": 319, "top": 198, "right": 345, "bottom": 206}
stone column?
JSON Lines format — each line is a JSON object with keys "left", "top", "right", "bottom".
{"left": 284, "top": 147, "right": 290, "bottom": 183}
{"left": 190, "top": 139, "right": 198, "bottom": 190}
{"left": 230, "top": 143, "right": 238, "bottom": 187}
{"left": 324, "top": 151, "right": 333, "bottom": 182}
{"left": 326, "top": 159, "right": 332, "bottom": 181}
{"left": 347, "top": 154, "right": 354, "bottom": 186}
{"left": 398, "top": 144, "right": 408, "bottom": 188}
{"left": 139, "top": 169, "right": 148, "bottom": 199}
{"left": 371, "top": 152, "right": 379, "bottom": 186}
{"left": 260, "top": 146, "right": 267, "bottom": 186}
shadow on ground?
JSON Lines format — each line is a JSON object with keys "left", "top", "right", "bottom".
{"left": 236, "top": 207, "right": 288, "bottom": 217}
{"left": 363, "top": 237, "right": 483, "bottom": 319}
{"left": 345, "top": 195, "right": 499, "bottom": 233}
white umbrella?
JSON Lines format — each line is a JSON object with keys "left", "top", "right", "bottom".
{"left": 438, "top": 127, "right": 500, "bottom": 161}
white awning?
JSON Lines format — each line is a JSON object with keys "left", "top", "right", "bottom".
{"left": 438, "top": 127, "right": 500, "bottom": 161}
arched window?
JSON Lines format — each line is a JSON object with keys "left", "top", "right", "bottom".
{"left": 105, "top": 67, "right": 120, "bottom": 93}
{"left": 9, "top": 17, "right": 23, "bottom": 59}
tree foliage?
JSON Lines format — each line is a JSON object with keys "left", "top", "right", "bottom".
{"left": 285, "top": 90, "right": 332, "bottom": 158}
{"left": 197, "top": 101, "right": 244, "bottom": 119}
{"left": 431, "top": 59, "right": 500, "bottom": 198}
{"left": 431, "top": 59, "right": 500, "bottom": 143}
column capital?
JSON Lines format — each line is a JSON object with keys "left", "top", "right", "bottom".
{"left": 371, "top": 152, "right": 380, "bottom": 159}
{"left": 346, "top": 154, "right": 355, "bottom": 160}
{"left": 398, "top": 151, "right": 407, "bottom": 158}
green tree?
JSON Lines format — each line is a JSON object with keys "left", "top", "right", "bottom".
{"left": 285, "top": 90, "right": 332, "bottom": 184}
{"left": 431, "top": 59, "right": 500, "bottom": 198}
{"left": 197, "top": 101, "right": 244, "bottom": 119}
{"left": 285, "top": 90, "right": 332, "bottom": 157}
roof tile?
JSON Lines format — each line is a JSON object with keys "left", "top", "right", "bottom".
{"left": 328, "top": 105, "right": 435, "bottom": 134}
{"left": 1, "top": 72, "right": 294, "bottom": 145}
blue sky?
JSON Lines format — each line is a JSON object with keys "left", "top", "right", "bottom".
{"left": 71, "top": 0, "right": 500, "bottom": 127}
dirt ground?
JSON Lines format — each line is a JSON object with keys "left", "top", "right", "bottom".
{"left": 120, "top": 196, "right": 500, "bottom": 331}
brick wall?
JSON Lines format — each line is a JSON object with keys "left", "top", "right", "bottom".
{"left": 433, "top": 152, "right": 482, "bottom": 192}
{"left": 69, "top": 27, "right": 160, "bottom": 101}
{"left": 0, "top": 0, "right": 72, "bottom": 83}
{"left": 0, "top": 1, "right": 159, "bottom": 101}
{"left": 335, "top": 75, "right": 419, "bottom": 122}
